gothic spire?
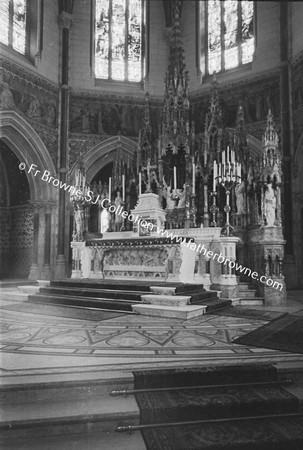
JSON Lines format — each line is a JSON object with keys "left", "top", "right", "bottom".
{"left": 161, "top": 0, "right": 190, "bottom": 155}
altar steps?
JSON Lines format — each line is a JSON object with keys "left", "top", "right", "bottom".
{"left": 27, "top": 280, "right": 229, "bottom": 318}
{"left": 28, "top": 293, "right": 140, "bottom": 312}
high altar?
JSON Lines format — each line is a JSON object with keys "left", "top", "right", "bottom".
{"left": 71, "top": 2, "right": 285, "bottom": 306}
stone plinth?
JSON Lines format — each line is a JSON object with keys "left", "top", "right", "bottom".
{"left": 248, "top": 226, "right": 286, "bottom": 306}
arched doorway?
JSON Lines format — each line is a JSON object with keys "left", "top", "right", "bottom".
{"left": 0, "top": 141, "right": 32, "bottom": 278}
{"left": 69, "top": 135, "right": 138, "bottom": 242}
{"left": 0, "top": 111, "right": 57, "bottom": 280}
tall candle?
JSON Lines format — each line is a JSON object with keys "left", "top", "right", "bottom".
{"left": 122, "top": 174, "right": 125, "bottom": 201}
{"left": 109, "top": 177, "right": 112, "bottom": 202}
{"left": 174, "top": 166, "right": 177, "bottom": 190}
{"left": 192, "top": 163, "right": 195, "bottom": 194}
{"left": 213, "top": 161, "right": 217, "bottom": 192}
{"left": 231, "top": 150, "right": 235, "bottom": 164}
{"left": 139, "top": 172, "right": 142, "bottom": 195}
{"left": 222, "top": 151, "right": 225, "bottom": 167}
{"left": 226, "top": 146, "right": 230, "bottom": 164}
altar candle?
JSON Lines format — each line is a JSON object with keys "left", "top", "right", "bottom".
{"left": 174, "top": 166, "right": 177, "bottom": 190}
{"left": 204, "top": 147, "right": 207, "bottom": 167}
{"left": 109, "top": 177, "right": 112, "bottom": 202}
{"left": 222, "top": 150, "right": 225, "bottom": 167}
{"left": 192, "top": 162, "right": 195, "bottom": 194}
{"left": 122, "top": 174, "right": 125, "bottom": 201}
{"left": 226, "top": 146, "right": 230, "bottom": 164}
{"left": 213, "top": 161, "right": 217, "bottom": 191}
{"left": 139, "top": 172, "right": 142, "bottom": 195}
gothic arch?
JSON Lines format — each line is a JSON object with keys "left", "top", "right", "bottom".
{"left": 0, "top": 110, "right": 57, "bottom": 202}
{"left": 70, "top": 135, "right": 137, "bottom": 183}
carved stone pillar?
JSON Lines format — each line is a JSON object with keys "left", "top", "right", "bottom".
{"left": 28, "top": 206, "right": 39, "bottom": 280}
{"left": 55, "top": 6, "right": 74, "bottom": 279}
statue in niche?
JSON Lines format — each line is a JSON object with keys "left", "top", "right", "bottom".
{"left": 74, "top": 206, "right": 85, "bottom": 240}
{"left": 235, "top": 181, "right": 246, "bottom": 215}
{"left": 100, "top": 207, "right": 110, "bottom": 234}
{"left": 163, "top": 176, "right": 175, "bottom": 209}
{"left": 114, "top": 191, "right": 123, "bottom": 230}
{"left": 0, "top": 78, "right": 16, "bottom": 109}
{"left": 165, "top": 186, "right": 175, "bottom": 209}
{"left": 177, "top": 184, "right": 186, "bottom": 209}
{"left": 264, "top": 183, "right": 276, "bottom": 226}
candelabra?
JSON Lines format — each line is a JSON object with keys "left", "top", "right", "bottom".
{"left": 213, "top": 148, "right": 242, "bottom": 237}
{"left": 209, "top": 191, "right": 218, "bottom": 227}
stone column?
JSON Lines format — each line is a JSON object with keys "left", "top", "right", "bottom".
{"left": 28, "top": 205, "right": 40, "bottom": 280}
{"left": 55, "top": 5, "right": 74, "bottom": 279}
{"left": 41, "top": 204, "right": 53, "bottom": 279}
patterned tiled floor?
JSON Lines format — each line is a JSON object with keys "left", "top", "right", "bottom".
{"left": 1, "top": 290, "right": 303, "bottom": 381}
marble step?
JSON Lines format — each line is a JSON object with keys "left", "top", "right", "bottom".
{"left": 132, "top": 304, "right": 207, "bottom": 319}
{"left": 51, "top": 280, "right": 204, "bottom": 294}
{"left": 28, "top": 293, "right": 140, "bottom": 312}
{"left": 193, "top": 298, "right": 232, "bottom": 312}
{"left": 233, "top": 297, "right": 264, "bottom": 306}
{"left": 150, "top": 284, "right": 205, "bottom": 295}
{"left": 141, "top": 294, "right": 191, "bottom": 306}
{"left": 0, "top": 291, "right": 29, "bottom": 302}
{"left": 1, "top": 430, "right": 145, "bottom": 450}
{"left": 1, "top": 372, "right": 134, "bottom": 405}
{"left": 39, "top": 286, "right": 144, "bottom": 301}
{"left": 0, "top": 395, "right": 139, "bottom": 441}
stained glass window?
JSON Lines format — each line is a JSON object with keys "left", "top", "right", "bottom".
{"left": 206, "top": 0, "right": 254, "bottom": 74}
{"left": 95, "top": 0, "right": 143, "bottom": 82}
{"left": 0, "top": 0, "right": 28, "bottom": 54}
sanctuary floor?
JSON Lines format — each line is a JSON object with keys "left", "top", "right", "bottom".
{"left": 1, "top": 285, "right": 303, "bottom": 450}
{"left": 1, "top": 286, "right": 303, "bottom": 385}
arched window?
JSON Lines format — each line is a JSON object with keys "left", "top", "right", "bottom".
{"left": 206, "top": 0, "right": 254, "bottom": 75}
{"left": 94, "top": 0, "right": 144, "bottom": 82}
{"left": 0, "top": 0, "right": 43, "bottom": 62}
{"left": 0, "top": 0, "right": 28, "bottom": 54}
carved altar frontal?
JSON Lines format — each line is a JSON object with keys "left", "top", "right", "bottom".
{"left": 74, "top": 236, "right": 196, "bottom": 282}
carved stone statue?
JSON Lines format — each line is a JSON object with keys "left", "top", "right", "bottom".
{"left": 74, "top": 207, "right": 85, "bottom": 240}
{"left": 264, "top": 183, "right": 276, "bottom": 226}
{"left": 177, "top": 184, "right": 186, "bottom": 209}
{"left": 0, "top": 80, "right": 16, "bottom": 109}
{"left": 166, "top": 186, "right": 175, "bottom": 209}
{"left": 235, "top": 181, "right": 246, "bottom": 214}
{"left": 114, "top": 191, "right": 123, "bottom": 228}
{"left": 100, "top": 208, "right": 110, "bottom": 234}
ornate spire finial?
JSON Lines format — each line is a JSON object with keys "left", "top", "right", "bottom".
{"left": 161, "top": 0, "right": 190, "bottom": 154}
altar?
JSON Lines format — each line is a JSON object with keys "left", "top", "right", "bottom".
{"left": 69, "top": 5, "right": 286, "bottom": 306}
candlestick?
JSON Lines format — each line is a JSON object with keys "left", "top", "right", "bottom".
{"left": 222, "top": 151, "right": 225, "bottom": 167}
{"left": 226, "top": 146, "right": 230, "bottom": 164}
{"left": 192, "top": 163, "right": 195, "bottom": 194}
{"left": 213, "top": 161, "right": 217, "bottom": 192}
{"left": 174, "top": 166, "right": 177, "bottom": 190}
{"left": 122, "top": 174, "right": 125, "bottom": 201}
{"left": 204, "top": 147, "right": 207, "bottom": 167}
{"left": 231, "top": 150, "right": 235, "bottom": 164}
{"left": 109, "top": 177, "right": 112, "bottom": 202}
{"left": 139, "top": 172, "right": 142, "bottom": 196}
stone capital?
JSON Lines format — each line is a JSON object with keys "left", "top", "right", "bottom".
{"left": 58, "top": 11, "right": 73, "bottom": 30}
